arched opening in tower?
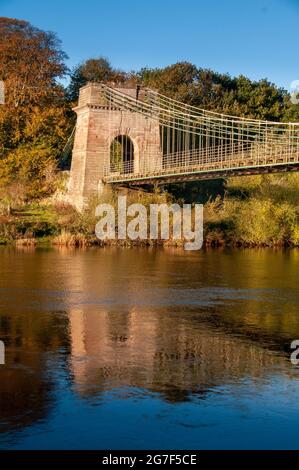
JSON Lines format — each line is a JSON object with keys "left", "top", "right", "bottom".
{"left": 110, "top": 135, "right": 134, "bottom": 174}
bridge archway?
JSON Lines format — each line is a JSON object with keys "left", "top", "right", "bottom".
{"left": 110, "top": 135, "right": 135, "bottom": 174}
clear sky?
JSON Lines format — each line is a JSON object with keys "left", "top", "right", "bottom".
{"left": 1, "top": 0, "right": 298, "bottom": 90}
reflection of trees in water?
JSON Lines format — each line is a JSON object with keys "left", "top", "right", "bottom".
{"left": 0, "top": 355, "right": 52, "bottom": 433}
{"left": 0, "top": 310, "right": 69, "bottom": 434}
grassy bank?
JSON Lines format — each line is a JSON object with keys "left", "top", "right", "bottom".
{"left": 1, "top": 173, "right": 299, "bottom": 248}
{"left": 204, "top": 173, "right": 299, "bottom": 247}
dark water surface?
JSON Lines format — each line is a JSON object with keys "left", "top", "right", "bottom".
{"left": 0, "top": 247, "right": 299, "bottom": 449}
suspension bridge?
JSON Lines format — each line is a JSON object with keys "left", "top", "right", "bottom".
{"left": 68, "top": 82, "right": 299, "bottom": 206}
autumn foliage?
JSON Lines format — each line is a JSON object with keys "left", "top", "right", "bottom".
{"left": 0, "top": 17, "right": 72, "bottom": 200}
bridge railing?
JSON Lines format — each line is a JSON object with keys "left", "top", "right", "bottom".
{"left": 99, "top": 84, "right": 299, "bottom": 183}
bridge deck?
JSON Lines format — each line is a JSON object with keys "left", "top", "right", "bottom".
{"left": 104, "top": 148, "right": 299, "bottom": 186}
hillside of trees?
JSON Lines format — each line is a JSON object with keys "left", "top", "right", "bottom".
{"left": 1, "top": 16, "right": 299, "bottom": 247}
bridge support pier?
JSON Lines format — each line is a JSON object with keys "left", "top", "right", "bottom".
{"left": 68, "top": 82, "right": 162, "bottom": 211}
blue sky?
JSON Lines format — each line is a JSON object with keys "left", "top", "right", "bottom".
{"left": 1, "top": 0, "right": 298, "bottom": 90}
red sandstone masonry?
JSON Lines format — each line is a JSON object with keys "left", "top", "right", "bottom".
{"left": 68, "top": 83, "right": 162, "bottom": 209}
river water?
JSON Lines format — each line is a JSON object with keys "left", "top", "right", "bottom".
{"left": 0, "top": 246, "right": 298, "bottom": 449}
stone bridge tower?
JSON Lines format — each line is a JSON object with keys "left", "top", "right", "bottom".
{"left": 68, "top": 82, "right": 162, "bottom": 209}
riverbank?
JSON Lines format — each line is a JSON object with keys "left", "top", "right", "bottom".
{"left": 1, "top": 173, "right": 299, "bottom": 248}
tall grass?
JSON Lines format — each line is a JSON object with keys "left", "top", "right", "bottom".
{"left": 204, "top": 174, "right": 299, "bottom": 246}
{"left": 52, "top": 229, "right": 89, "bottom": 247}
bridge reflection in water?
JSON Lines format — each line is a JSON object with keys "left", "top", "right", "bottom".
{"left": 0, "top": 248, "right": 298, "bottom": 445}
{"left": 69, "top": 306, "right": 289, "bottom": 401}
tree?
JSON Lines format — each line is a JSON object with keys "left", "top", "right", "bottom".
{"left": 283, "top": 100, "right": 299, "bottom": 123}
{"left": 138, "top": 62, "right": 198, "bottom": 102}
{"left": 138, "top": 63, "right": 287, "bottom": 121}
{"left": 67, "top": 58, "right": 127, "bottom": 101}
{"left": 224, "top": 76, "right": 286, "bottom": 121}
{"left": 0, "top": 17, "right": 67, "bottom": 108}
{"left": 0, "top": 17, "right": 72, "bottom": 198}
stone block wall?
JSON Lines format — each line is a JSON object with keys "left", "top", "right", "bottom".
{"left": 68, "top": 83, "right": 162, "bottom": 209}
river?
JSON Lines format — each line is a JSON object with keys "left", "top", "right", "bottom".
{"left": 0, "top": 247, "right": 298, "bottom": 449}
